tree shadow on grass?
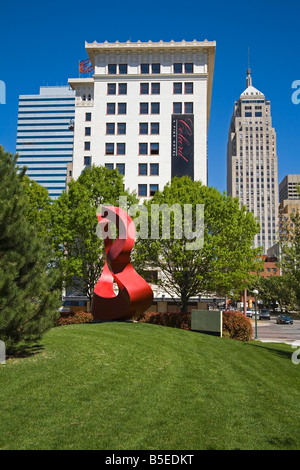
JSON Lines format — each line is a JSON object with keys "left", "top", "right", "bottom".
{"left": 6, "top": 343, "right": 45, "bottom": 359}
{"left": 250, "top": 341, "right": 293, "bottom": 361}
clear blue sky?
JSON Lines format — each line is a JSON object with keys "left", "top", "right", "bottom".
{"left": 0, "top": 0, "right": 299, "bottom": 193}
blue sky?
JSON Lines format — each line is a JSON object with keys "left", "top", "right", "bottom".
{"left": 0, "top": 0, "right": 299, "bottom": 193}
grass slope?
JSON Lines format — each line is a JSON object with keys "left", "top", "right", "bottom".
{"left": 0, "top": 322, "right": 299, "bottom": 450}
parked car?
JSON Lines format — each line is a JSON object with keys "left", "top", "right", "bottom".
{"left": 276, "top": 314, "right": 293, "bottom": 325}
{"left": 246, "top": 309, "right": 253, "bottom": 318}
{"left": 259, "top": 309, "right": 271, "bottom": 320}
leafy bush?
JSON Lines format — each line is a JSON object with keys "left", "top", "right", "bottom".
{"left": 137, "top": 311, "right": 191, "bottom": 330}
{"left": 56, "top": 311, "right": 94, "bottom": 326}
{"left": 222, "top": 310, "right": 253, "bottom": 342}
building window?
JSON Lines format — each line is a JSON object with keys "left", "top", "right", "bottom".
{"left": 150, "top": 184, "right": 159, "bottom": 196}
{"left": 174, "top": 83, "right": 182, "bottom": 94}
{"left": 151, "top": 122, "right": 159, "bottom": 134}
{"left": 139, "top": 123, "right": 148, "bottom": 134}
{"left": 141, "top": 63, "right": 149, "bottom": 74}
{"left": 108, "top": 64, "right": 117, "bottom": 74}
{"left": 116, "top": 163, "right": 125, "bottom": 175}
{"left": 84, "top": 142, "right": 90, "bottom": 151}
{"left": 107, "top": 103, "right": 115, "bottom": 114}
{"left": 84, "top": 156, "right": 91, "bottom": 166}
{"left": 139, "top": 143, "right": 148, "bottom": 155}
{"left": 118, "top": 103, "right": 127, "bottom": 114}
{"left": 173, "top": 102, "right": 182, "bottom": 114}
{"left": 150, "top": 163, "right": 159, "bottom": 175}
{"left": 185, "top": 82, "right": 193, "bottom": 94}
{"left": 118, "top": 83, "right": 127, "bottom": 95}
{"left": 85, "top": 112, "right": 91, "bottom": 121}
{"left": 152, "top": 63, "right": 160, "bottom": 74}
{"left": 117, "top": 143, "right": 126, "bottom": 155}
{"left": 184, "top": 102, "right": 193, "bottom": 113}
{"left": 105, "top": 143, "right": 114, "bottom": 155}
{"left": 255, "top": 112, "right": 262, "bottom": 117}
{"left": 119, "top": 64, "right": 128, "bottom": 74}
{"left": 150, "top": 143, "right": 159, "bottom": 155}
{"left": 151, "top": 102, "right": 160, "bottom": 114}
{"left": 117, "top": 123, "right": 126, "bottom": 135}
{"left": 139, "top": 163, "right": 148, "bottom": 175}
{"left": 106, "top": 123, "right": 115, "bottom": 135}
{"left": 138, "top": 184, "right": 147, "bottom": 197}
{"left": 140, "top": 83, "right": 149, "bottom": 94}
{"left": 185, "top": 63, "right": 193, "bottom": 73}
{"left": 107, "top": 84, "right": 116, "bottom": 95}
{"left": 245, "top": 112, "right": 252, "bottom": 117}
{"left": 174, "top": 63, "right": 182, "bottom": 73}
{"left": 151, "top": 83, "right": 160, "bottom": 94}
{"left": 140, "top": 102, "right": 149, "bottom": 114}
{"left": 105, "top": 163, "right": 114, "bottom": 170}
{"left": 85, "top": 127, "right": 91, "bottom": 136}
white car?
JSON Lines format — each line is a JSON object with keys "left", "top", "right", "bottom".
{"left": 246, "top": 309, "right": 253, "bottom": 318}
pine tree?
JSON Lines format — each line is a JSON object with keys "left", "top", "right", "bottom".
{"left": 0, "top": 147, "right": 60, "bottom": 354}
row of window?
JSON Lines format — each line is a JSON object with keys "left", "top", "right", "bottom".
{"left": 103, "top": 162, "right": 159, "bottom": 176}
{"left": 105, "top": 102, "right": 194, "bottom": 115}
{"left": 102, "top": 142, "right": 160, "bottom": 155}
{"left": 106, "top": 82, "right": 194, "bottom": 95}
{"left": 107, "top": 63, "right": 194, "bottom": 75}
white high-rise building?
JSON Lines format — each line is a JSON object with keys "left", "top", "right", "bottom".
{"left": 16, "top": 86, "right": 75, "bottom": 199}
{"left": 227, "top": 69, "right": 279, "bottom": 253}
{"left": 69, "top": 39, "right": 216, "bottom": 197}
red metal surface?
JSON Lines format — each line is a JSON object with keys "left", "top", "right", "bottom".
{"left": 91, "top": 206, "right": 153, "bottom": 321}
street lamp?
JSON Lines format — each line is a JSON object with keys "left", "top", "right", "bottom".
{"left": 253, "top": 289, "right": 259, "bottom": 339}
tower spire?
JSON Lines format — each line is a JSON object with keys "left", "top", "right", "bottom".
{"left": 246, "top": 47, "right": 252, "bottom": 87}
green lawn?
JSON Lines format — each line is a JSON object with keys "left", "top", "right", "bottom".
{"left": 0, "top": 322, "right": 299, "bottom": 450}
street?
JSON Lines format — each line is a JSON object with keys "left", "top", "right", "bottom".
{"left": 252, "top": 317, "right": 300, "bottom": 345}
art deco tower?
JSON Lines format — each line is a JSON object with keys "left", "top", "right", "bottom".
{"left": 227, "top": 69, "right": 278, "bottom": 253}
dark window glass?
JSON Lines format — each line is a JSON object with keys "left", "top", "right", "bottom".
{"left": 105, "top": 163, "right": 114, "bottom": 170}
{"left": 140, "top": 83, "right": 149, "bottom": 94}
{"left": 150, "top": 184, "right": 158, "bottom": 196}
{"left": 151, "top": 83, "right": 160, "bottom": 94}
{"left": 106, "top": 143, "right": 114, "bottom": 155}
{"left": 107, "top": 103, "right": 115, "bottom": 114}
{"left": 116, "top": 163, "right": 125, "bottom": 175}
{"left": 141, "top": 63, "right": 149, "bottom": 74}
{"left": 152, "top": 63, "right": 160, "bottom": 74}
{"left": 174, "top": 83, "right": 182, "bottom": 94}
{"left": 107, "top": 84, "right": 116, "bottom": 95}
{"left": 85, "top": 127, "right": 91, "bottom": 136}
{"left": 150, "top": 143, "right": 159, "bottom": 155}
{"left": 245, "top": 112, "right": 252, "bottom": 117}
{"left": 139, "top": 143, "right": 148, "bottom": 155}
{"left": 138, "top": 184, "right": 147, "bottom": 197}
{"left": 106, "top": 123, "right": 115, "bottom": 135}
{"left": 84, "top": 156, "right": 91, "bottom": 166}
{"left": 185, "top": 82, "right": 193, "bottom": 94}
{"left": 151, "top": 122, "right": 159, "bottom": 134}
{"left": 108, "top": 64, "right": 117, "bottom": 74}
{"left": 118, "top": 103, "right": 127, "bottom": 114}
{"left": 140, "top": 102, "right": 149, "bottom": 114}
{"left": 173, "top": 102, "right": 182, "bottom": 114}
{"left": 150, "top": 163, "right": 159, "bottom": 175}
{"left": 139, "top": 123, "right": 148, "bottom": 134}
{"left": 117, "top": 143, "right": 125, "bottom": 155}
{"left": 255, "top": 112, "right": 262, "bottom": 117}
{"left": 184, "top": 102, "right": 193, "bottom": 114}
{"left": 151, "top": 102, "right": 160, "bottom": 114}
{"left": 118, "top": 83, "right": 127, "bottom": 95}
{"left": 119, "top": 64, "right": 128, "bottom": 74}
{"left": 117, "top": 123, "right": 126, "bottom": 134}
{"left": 84, "top": 141, "right": 90, "bottom": 151}
{"left": 174, "top": 63, "right": 182, "bottom": 73}
{"left": 85, "top": 112, "right": 91, "bottom": 121}
{"left": 139, "top": 163, "right": 147, "bottom": 175}
{"left": 184, "top": 63, "right": 193, "bottom": 73}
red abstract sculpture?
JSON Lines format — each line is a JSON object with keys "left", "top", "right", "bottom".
{"left": 91, "top": 206, "right": 153, "bottom": 321}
